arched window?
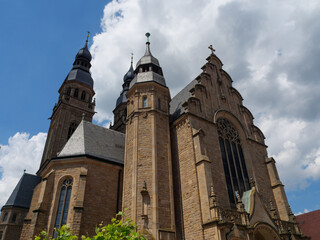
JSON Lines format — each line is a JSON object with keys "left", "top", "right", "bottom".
{"left": 81, "top": 91, "right": 86, "bottom": 101}
{"left": 217, "top": 118, "right": 250, "bottom": 205}
{"left": 3, "top": 213, "right": 8, "bottom": 222}
{"left": 66, "top": 87, "right": 71, "bottom": 96}
{"left": 143, "top": 96, "right": 147, "bottom": 108}
{"left": 67, "top": 122, "right": 77, "bottom": 140}
{"left": 53, "top": 178, "right": 73, "bottom": 238}
{"left": 74, "top": 88, "right": 79, "bottom": 98}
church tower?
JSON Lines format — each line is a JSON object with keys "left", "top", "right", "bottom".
{"left": 123, "top": 33, "right": 176, "bottom": 239}
{"left": 39, "top": 35, "right": 95, "bottom": 171}
{"left": 111, "top": 55, "right": 135, "bottom": 133}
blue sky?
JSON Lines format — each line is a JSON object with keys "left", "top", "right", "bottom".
{"left": 0, "top": 0, "right": 108, "bottom": 144}
{"left": 0, "top": 0, "right": 320, "bottom": 215}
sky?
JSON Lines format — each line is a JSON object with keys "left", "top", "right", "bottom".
{"left": 0, "top": 0, "right": 319, "bottom": 215}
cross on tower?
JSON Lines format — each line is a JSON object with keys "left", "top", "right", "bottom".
{"left": 208, "top": 44, "right": 215, "bottom": 54}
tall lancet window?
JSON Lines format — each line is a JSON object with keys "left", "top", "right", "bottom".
{"left": 217, "top": 118, "right": 250, "bottom": 205}
{"left": 53, "top": 178, "right": 73, "bottom": 238}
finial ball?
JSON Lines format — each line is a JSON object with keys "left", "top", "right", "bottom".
{"left": 145, "top": 32, "right": 150, "bottom": 38}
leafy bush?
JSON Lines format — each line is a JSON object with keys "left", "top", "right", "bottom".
{"left": 35, "top": 211, "right": 147, "bottom": 240}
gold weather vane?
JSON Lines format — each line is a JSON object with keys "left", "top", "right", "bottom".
{"left": 86, "top": 31, "right": 90, "bottom": 43}
{"left": 208, "top": 44, "right": 215, "bottom": 54}
{"left": 131, "top": 52, "right": 134, "bottom": 63}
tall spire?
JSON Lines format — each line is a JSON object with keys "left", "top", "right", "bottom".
{"left": 115, "top": 55, "right": 135, "bottom": 108}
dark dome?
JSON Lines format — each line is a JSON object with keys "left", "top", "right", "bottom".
{"left": 76, "top": 42, "right": 92, "bottom": 61}
{"left": 123, "top": 63, "right": 135, "bottom": 82}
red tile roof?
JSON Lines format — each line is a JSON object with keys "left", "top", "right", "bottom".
{"left": 296, "top": 209, "right": 320, "bottom": 240}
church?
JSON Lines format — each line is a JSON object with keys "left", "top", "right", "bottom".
{"left": 0, "top": 33, "right": 308, "bottom": 240}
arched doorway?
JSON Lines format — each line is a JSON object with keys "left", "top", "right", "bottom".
{"left": 253, "top": 223, "right": 281, "bottom": 240}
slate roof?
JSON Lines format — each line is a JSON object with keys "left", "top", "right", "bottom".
{"left": 135, "top": 42, "right": 160, "bottom": 67}
{"left": 169, "top": 79, "right": 197, "bottom": 121}
{"left": 3, "top": 173, "right": 41, "bottom": 209}
{"left": 129, "top": 72, "right": 166, "bottom": 88}
{"left": 65, "top": 68, "right": 94, "bottom": 88}
{"left": 58, "top": 120, "right": 125, "bottom": 165}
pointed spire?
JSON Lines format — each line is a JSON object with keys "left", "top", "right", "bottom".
{"left": 130, "top": 33, "right": 166, "bottom": 88}
{"left": 75, "top": 32, "right": 92, "bottom": 61}
{"left": 123, "top": 54, "right": 135, "bottom": 83}
{"left": 86, "top": 31, "right": 90, "bottom": 43}
{"left": 144, "top": 32, "right": 152, "bottom": 56}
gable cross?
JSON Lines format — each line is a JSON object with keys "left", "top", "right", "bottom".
{"left": 208, "top": 44, "right": 215, "bottom": 54}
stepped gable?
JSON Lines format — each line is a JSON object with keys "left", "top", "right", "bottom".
{"left": 169, "top": 51, "right": 265, "bottom": 144}
{"left": 3, "top": 173, "right": 41, "bottom": 209}
{"left": 58, "top": 120, "right": 125, "bottom": 165}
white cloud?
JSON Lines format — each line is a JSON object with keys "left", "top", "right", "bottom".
{"left": 295, "top": 208, "right": 311, "bottom": 216}
{"left": 0, "top": 132, "right": 46, "bottom": 207}
{"left": 90, "top": 0, "right": 320, "bottom": 193}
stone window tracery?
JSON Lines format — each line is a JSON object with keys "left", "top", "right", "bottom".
{"left": 53, "top": 178, "right": 73, "bottom": 238}
{"left": 217, "top": 118, "right": 250, "bottom": 205}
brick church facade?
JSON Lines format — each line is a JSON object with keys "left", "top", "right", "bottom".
{"left": 0, "top": 34, "right": 308, "bottom": 240}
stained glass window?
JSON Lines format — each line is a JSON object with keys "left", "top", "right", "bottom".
{"left": 217, "top": 118, "right": 250, "bottom": 205}
{"left": 53, "top": 178, "right": 73, "bottom": 238}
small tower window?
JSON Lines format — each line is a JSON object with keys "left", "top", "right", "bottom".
{"left": 67, "top": 122, "right": 77, "bottom": 140}
{"left": 12, "top": 213, "right": 17, "bottom": 222}
{"left": 74, "top": 88, "right": 79, "bottom": 98}
{"left": 143, "top": 96, "right": 147, "bottom": 107}
{"left": 3, "top": 213, "right": 8, "bottom": 222}
{"left": 53, "top": 178, "right": 73, "bottom": 238}
{"left": 81, "top": 91, "right": 86, "bottom": 101}
{"left": 158, "top": 99, "right": 161, "bottom": 109}
{"left": 66, "top": 87, "right": 71, "bottom": 96}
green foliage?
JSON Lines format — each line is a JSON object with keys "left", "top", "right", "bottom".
{"left": 35, "top": 211, "right": 147, "bottom": 240}
{"left": 34, "top": 225, "right": 77, "bottom": 240}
